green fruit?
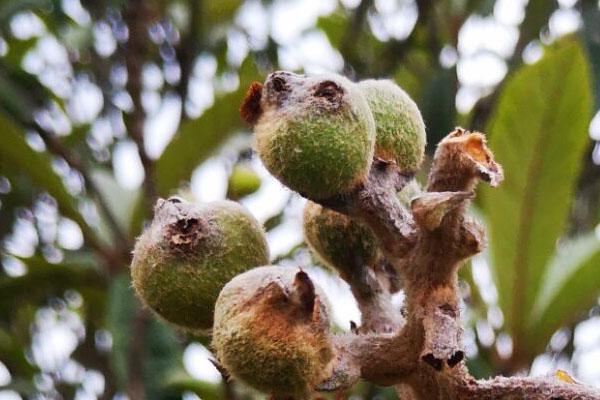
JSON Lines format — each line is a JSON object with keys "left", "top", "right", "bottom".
{"left": 303, "top": 201, "right": 379, "bottom": 280}
{"left": 254, "top": 71, "right": 376, "bottom": 200}
{"left": 213, "top": 266, "right": 333, "bottom": 399}
{"left": 359, "top": 79, "right": 426, "bottom": 173}
{"left": 226, "top": 164, "right": 261, "bottom": 200}
{"left": 130, "top": 198, "right": 269, "bottom": 332}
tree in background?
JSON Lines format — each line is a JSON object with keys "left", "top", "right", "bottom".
{"left": 0, "top": 0, "right": 599, "bottom": 399}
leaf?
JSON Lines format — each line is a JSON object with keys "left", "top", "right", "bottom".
{"left": 202, "top": 0, "right": 242, "bottom": 26}
{"left": 106, "top": 273, "right": 135, "bottom": 389}
{"left": 518, "top": 1, "right": 558, "bottom": 50}
{"left": 481, "top": 38, "right": 592, "bottom": 349}
{"left": 143, "top": 319, "right": 183, "bottom": 399}
{"left": 528, "top": 234, "right": 600, "bottom": 351}
{"left": 163, "top": 370, "right": 223, "bottom": 400}
{"left": 154, "top": 57, "right": 260, "bottom": 196}
{"left": 89, "top": 168, "right": 141, "bottom": 241}
{"left": 106, "top": 273, "right": 183, "bottom": 398}
{"left": 0, "top": 115, "right": 92, "bottom": 239}
{"left": 581, "top": 2, "right": 600, "bottom": 108}
{"left": 0, "top": 255, "right": 103, "bottom": 318}
{"left": 316, "top": 11, "right": 347, "bottom": 47}
{"left": 420, "top": 67, "right": 457, "bottom": 152}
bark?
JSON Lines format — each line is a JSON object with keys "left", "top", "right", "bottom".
{"left": 314, "top": 128, "right": 600, "bottom": 399}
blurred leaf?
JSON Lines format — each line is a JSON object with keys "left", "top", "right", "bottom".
{"left": 0, "top": 67, "right": 45, "bottom": 123}
{"left": 317, "top": 10, "right": 346, "bottom": 46}
{"left": 0, "top": 115, "right": 92, "bottom": 239}
{"left": 482, "top": 39, "right": 592, "bottom": 349}
{"left": 0, "top": 255, "right": 103, "bottom": 317}
{"left": 0, "top": 172, "right": 34, "bottom": 240}
{"left": 316, "top": 9, "right": 387, "bottom": 77}
{"left": 393, "top": 48, "right": 434, "bottom": 101}
{"left": 0, "top": 0, "right": 51, "bottom": 29}
{"left": 0, "top": 328, "right": 36, "bottom": 377}
{"left": 0, "top": 377, "right": 37, "bottom": 397}
{"left": 155, "top": 58, "right": 260, "bottom": 195}
{"left": 529, "top": 234, "right": 600, "bottom": 351}
{"left": 106, "top": 273, "right": 184, "bottom": 398}
{"left": 582, "top": 2, "right": 600, "bottom": 108}
{"left": 202, "top": 0, "right": 242, "bottom": 26}
{"left": 163, "top": 370, "right": 223, "bottom": 400}
{"left": 144, "top": 318, "right": 183, "bottom": 399}
{"left": 420, "top": 67, "right": 456, "bottom": 152}
{"left": 514, "top": 0, "right": 558, "bottom": 61}
{"left": 106, "top": 273, "right": 136, "bottom": 389}
{"left": 89, "top": 168, "right": 141, "bottom": 240}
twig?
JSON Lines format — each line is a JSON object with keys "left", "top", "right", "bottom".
{"left": 175, "top": 0, "right": 201, "bottom": 119}
{"left": 35, "top": 128, "right": 131, "bottom": 263}
{"left": 126, "top": 308, "right": 150, "bottom": 400}
{"left": 122, "top": 3, "right": 157, "bottom": 399}
{"left": 313, "top": 128, "right": 600, "bottom": 399}
{"left": 340, "top": 0, "right": 373, "bottom": 75}
{"left": 123, "top": 0, "right": 158, "bottom": 207}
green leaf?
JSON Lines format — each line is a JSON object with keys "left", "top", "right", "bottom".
{"left": 106, "top": 273, "right": 136, "bottom": 389}
{"left": 0, "top": 255, "right": 103, "bottom": 318}
{"left": 316, "top": 11, "right": 347, "bottom": 47}
{"left": 529, "top": 234, "right": 600, "bottom": 351}
{"left": 163, "top": 371, "right": 223, "bottom": 400}
{"left": 581, "top": 2, "right": 600, "bottom": 108}
{"left": 106, "top": 273, "right": 183, "bottom": 398}
{"left": 482, "top": 38, "right": 592, "bottom": 349}
{"left": 518, "top": 1, "right": 558, "bottom": 54}
{"left": 0, "top": 115, "right": 92, "bottom": 239}
{"left": 203, "top": 0, "right": 242, "bottom": 26}
{"left": 154, "top": 57, "right": 260, "bottom": 196}
{"left": 89, "top": 168, "right": 141, "bottom": 242}
{"left": 420, "top": 67, "right": 457, "bottom": 152}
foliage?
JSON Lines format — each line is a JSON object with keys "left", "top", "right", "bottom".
{"left": 0, "top": 0, "right": 598, "bottom": 398}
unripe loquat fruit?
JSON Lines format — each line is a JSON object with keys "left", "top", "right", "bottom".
{"left": 130, "top": 197, "right": 269, "bottom": 332}
{"left": 212, "top": 266, "right": 333, "bottom": 399}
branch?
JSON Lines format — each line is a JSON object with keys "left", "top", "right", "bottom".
{"left": 175, "top": 0, "right": 201, "bottom": 118}
{"left": 122, "top": 3, "right": 156, "bottom": 399}
{"left": 36, "top": 127, "right": 131, "bottom": 266}
{"left": 123, "top": 0, "right": 158, "bottom": 207}
{"left": 126, "top": 307, "right": 150, "bottom": 400}
{"left": 314, "top": 129, "right": 599, "bottom": 399}
{"left": 340, "top": 0, "right": 373, "bottom": 75}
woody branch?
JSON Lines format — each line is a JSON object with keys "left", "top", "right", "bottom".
{"left": 316, "top": 128, "right": 600, "bottom": 400}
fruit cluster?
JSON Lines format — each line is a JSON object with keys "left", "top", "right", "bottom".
{"left": 130, "top": 72, "right": 426, "bottom": 399}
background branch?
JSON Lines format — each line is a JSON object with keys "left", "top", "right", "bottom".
{"left": 175, "top": 0, "right": 201, "bottom": 119}
{"left": 123, "top": 0, "right": 157, "bottom": 209}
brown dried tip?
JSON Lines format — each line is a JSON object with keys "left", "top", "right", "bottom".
{"left": 240, "top": 81, "right": 263, "bottom": 125}
{"left": 443, "top": 128, "right": 504, "bottom": 187}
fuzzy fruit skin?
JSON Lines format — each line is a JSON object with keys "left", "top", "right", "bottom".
{"left": 254, "top": 71, "right": 376, "bottom": 200}
{"left": 212, "top": 266, "right": 333, "bottom": 399}
{"left": 359, "top": 79, "right": 426, "bottom": 173}
{"left": 130, "top": 198, "right": 269, "bottom": 332}
{"left": 303, "top": 201, "right": 379, "bottom": 280}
